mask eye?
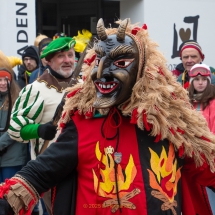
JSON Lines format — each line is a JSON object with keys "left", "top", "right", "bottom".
{"left": 113, "top": 59, "right": 134, "bottom": 68}
{"left": 95, "top": 58, "right": 101, "bottom": 66}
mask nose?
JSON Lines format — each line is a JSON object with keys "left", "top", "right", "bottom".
{"left": 97, "top": 56, "right": 106, "bottom": 79}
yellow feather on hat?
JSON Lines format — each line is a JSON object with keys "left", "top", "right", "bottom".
{"left": 0, "top": 51, "right": 13, "bottom": 74}
{"left": 6, "top": 56, "right": 22, "bottom": 68}
{"left": 0, "top": 51, "right": 22, "bottom": 80}
{"left": 73, "top": 29, "right": 92, "bottom": 53}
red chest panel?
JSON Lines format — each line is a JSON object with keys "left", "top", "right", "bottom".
{"left": 72, "top": 113, "right": 147, "bottom": 215}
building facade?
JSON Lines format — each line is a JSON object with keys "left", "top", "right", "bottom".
{"left": 36, "top": 0, "right": 120, "bottom": 38}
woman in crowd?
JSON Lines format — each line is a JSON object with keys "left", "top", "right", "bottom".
{"left": 0, "top": 51, "right": 28, "bottom": 182}
{"left": 188, "top": 63, "right": 215, "bottom": 214}
{"left": 188, "top": 63, "right": 215, "bottom": 132}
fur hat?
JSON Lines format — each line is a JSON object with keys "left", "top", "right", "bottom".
{"left": 179, "top": 40, "right": 204, "bottom": 60}
{"left": 189, "top": 63, "right": 211, "bottom": 83}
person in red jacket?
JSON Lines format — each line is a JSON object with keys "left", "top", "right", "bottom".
{"left": 188, "top": 63, "right": 215, "bottom": 214}
{"left": 0, "top": 18, "right": 215, "bottom": 215}
{"left": 188, "top": 63, "right": 215, "bottom": 133}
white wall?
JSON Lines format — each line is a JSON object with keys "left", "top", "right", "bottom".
{"left": 120, "top": 0, "right": 215, "bottom": 70}
{"left": 120, "top": 0, "right": 144, "bottom": 24}
{"left": 0, "top": 0, "right": 36, "bottom": 74}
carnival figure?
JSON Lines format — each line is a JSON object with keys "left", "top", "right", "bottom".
{"left": 1, "top": 18, "right": 215, "bottom": 215}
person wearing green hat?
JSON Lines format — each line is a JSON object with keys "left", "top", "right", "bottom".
{"left": 7, "top": 36, "right": 77, "bottom": 215}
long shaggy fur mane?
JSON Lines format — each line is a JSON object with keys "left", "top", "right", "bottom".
{"left": 61, "top": 20, "right": 215, "bottom": 171}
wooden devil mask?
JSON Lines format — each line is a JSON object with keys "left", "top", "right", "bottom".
{"left": 91, "top": 18, "right": 140, "bottom": 109}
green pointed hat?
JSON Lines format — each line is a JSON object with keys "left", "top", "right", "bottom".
{"left": 40, "top": 37, "right": 76, "bottom": 59}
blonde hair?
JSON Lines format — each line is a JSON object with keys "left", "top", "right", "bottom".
{"left": 34, "top": 34, "right": 48, "bottom": 47}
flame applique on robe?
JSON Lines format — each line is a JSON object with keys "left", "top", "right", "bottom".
{"left": 147, "top": 143, "right": 182, "bottom": 215}
{"left": 92, "top": 141, "right": 140, "bottom": 213}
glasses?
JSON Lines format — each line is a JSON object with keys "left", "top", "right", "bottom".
{"left": 189, "top": 67, "right": 211, "bottom": 77}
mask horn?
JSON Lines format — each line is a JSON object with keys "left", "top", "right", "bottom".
{"left": 117, "top": 18, "right": 129, "bottom": 41}
{"left": 97, "top": 18, "right": 107, "bottom": 41}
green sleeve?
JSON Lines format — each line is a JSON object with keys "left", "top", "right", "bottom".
{"left": 20, "top": 124, "right": 40, "bottom": 140}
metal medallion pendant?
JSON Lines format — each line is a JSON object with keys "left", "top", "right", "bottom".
{"left": 114, "top": 152, "right": 122, "bottom": 164}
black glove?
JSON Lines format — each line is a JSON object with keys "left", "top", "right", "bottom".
{"left": 0, "top": 198, "right": 13, "bottom": 215}
{"left": 38, "top": 121, "right": 57, "bottom": 140}
{"left": 0, "top": 148, "right": 7, "bottom": 156}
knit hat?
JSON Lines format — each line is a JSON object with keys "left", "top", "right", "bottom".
{"left": 22, "top": 46, "right": 39, "bottom": 65}
{"left": 179, "top": 40, "right": 205, "bottom": 60}
{"left": 189, "top": 63, "right": 211, "bottom": 84}
{"left": 40, "top": 37, "right": 76, "bottom": 60}
{"left": 38, "top": 38, "right": 52, "bottom": 54}
{"left": 0, "top": 70, "right": 11, "bottom": 81}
